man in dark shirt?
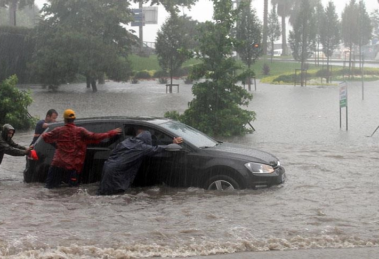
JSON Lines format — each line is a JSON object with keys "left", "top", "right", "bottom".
{"left": 31, "top": 109, "right": 58, "bottom": 145}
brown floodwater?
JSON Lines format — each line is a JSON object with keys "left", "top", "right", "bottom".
{"left": 1, "top": 79, "right": 379, "bottom": 258}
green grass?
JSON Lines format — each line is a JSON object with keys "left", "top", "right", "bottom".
{"left": 129, "top": 54, "right": 379, "bottom": 83}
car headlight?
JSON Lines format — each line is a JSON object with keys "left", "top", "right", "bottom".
{"left": 245, "top": 162, "right": 275, "bottom": 174}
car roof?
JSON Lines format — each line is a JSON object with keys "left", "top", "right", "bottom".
{"left": 49, "top": 116, "right": 172, "bottom": 126}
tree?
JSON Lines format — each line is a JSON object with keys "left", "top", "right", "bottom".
{"left": 370, "top": 9, "right": 379, "bottom": 44}
{"left": 267, "top": 5, "right": 281, "bottom": 62}
{"left": 357, "top": 0, "right": 372, "bottom": 68}
{"left": 313, "top": 2, "right": 324, "bottom": 66}
{"left": 155, "top": 15, "right": 196, "bottom": 92}
{"left": 271, "top": 0, "right": 294, "bottom": 55}
{"left": 31, "top": 0, "right": 136, "bottom": 92}
{"left": 341, "top": 0, "right": 360, "bottom": 75}
{"left": 133, "top": 0, "right": 198, "bottom": 16}
{"left": 262, "top": 0, "right": 268, "bottom": 55}
{"left": 235, "top": 0, "right": 262, "bottom": 91}
{"left": 166, "top": 0, "right": 255, "bottom": 137}
{"left": 0, "top": 0, "right": 34, "bottom": 26}
{"left": 0, "top": 75, "right": 36, "bottom": 129}
{"left": 0, "top": 3, "right": 39, "bottom": 27}
{"left": 288, "top": 0, "right": 317, "bottom": 86}
{"left": 320, "top": 1, "right": 340, "bottom": 81}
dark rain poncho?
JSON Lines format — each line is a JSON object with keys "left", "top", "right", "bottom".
{"left": 98, "top": 131, "right": 167, "bottom": 195}
{"left": 0, "top": 124, "right": 27, "bottom": 165}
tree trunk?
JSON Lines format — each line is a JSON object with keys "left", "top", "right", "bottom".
{"left": 9, "top": 0, "right": 17, "bottom": 26}
{"left": 86, "top": 76, "right": 91, "bottom": 88}
{"left": 281, "top": 15, "right": 287, "bottom": 56}
{"left": 247, "top": 64, "right": 251, "bottom": 91}
{"left": 91, "top": 79, "right": 97, "bottom": 92}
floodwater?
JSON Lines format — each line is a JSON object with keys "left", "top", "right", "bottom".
{"left": 1, "top": 78, "right": 379, "bottom": 258}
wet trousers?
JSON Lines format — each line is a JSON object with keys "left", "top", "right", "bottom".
{"left": 45, "top": 166, "right": 79, "bottom": 189}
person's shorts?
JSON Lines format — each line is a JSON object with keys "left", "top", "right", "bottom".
{"left": 45, "top": 166, "right": 79, "bottom": 189}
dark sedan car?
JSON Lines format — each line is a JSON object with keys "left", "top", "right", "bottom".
{"left": 24, "top": 117, "right": 285, "bottom": 190}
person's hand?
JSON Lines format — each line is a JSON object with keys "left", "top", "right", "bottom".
{"left": 25, "top": 146, "right": 33, "bottom": 155}
{"left": 114, "top": 128, "right": 122, "bottom": 134}
{"left": 173, "top": 137, "right": 183, "bottom": 144}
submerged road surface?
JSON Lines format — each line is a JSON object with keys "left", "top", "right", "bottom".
{"left": 1, "top": 79, "right": 379, "bottom": 258}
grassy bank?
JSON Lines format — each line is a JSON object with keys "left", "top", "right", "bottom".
{"left": 129, "top": 54, "right": 379, "bottom": 84}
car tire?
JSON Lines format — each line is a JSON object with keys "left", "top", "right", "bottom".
{"left": 205, "top": 175, "right": 240, "bottom": 191}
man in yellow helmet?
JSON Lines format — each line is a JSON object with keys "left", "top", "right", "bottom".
{"left": 42, "top": 109, "right": 122, "bottom": 189}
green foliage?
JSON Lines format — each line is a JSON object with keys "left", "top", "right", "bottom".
{"left": 315, "top": 69, "right": 332, "bottom": 79}
{"left": 155, "top": 15, "right": 195, "bottom": 83}
{"left": 320, "top": 2, "right": 340, "bottom": 61}
{"left": 0, "top": 75, "right": 36, "bottom": 129}
{"left": 235, "top": 0, "right": 262, "bottom": 68}
{"left": 0, "top": 26, "right": 35, "bottom": 83}
{"left": 134, "top": 70, "right": 151, "bottom": 79}
{"left": 30, "top": 0, "right": 135, "bottom": 90}
{"left": 154, "top": 70, "right": 168, "bottom": 78}
{"left": 168, "top": 0, "right": 256, "bottom": 137}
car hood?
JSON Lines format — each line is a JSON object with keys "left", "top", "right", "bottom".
{"left": 204, "top": 142, "right": 280, "bottom": 167}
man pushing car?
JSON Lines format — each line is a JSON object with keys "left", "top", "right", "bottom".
{"left": 42, "top": 109, "right": 121, "bottom": 189}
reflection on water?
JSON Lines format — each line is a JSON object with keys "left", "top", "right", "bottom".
{"left": 1, "top": 80, "right": 379, "bottom": 258}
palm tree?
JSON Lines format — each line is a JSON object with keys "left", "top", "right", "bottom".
{"left": 271, "top": 0, "right": 294, "bottom": 55}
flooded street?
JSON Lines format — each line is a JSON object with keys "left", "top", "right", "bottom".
{"left": 1, "top": 79, "right": 379, "bottom": 258}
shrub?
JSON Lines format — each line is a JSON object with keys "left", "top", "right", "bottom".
{"left": 0, "top": 75, "right": 37, "bottom": 129}
{"left": 134, "top": 70, "right": 151, "bottom": 79}
{"left": 158, "top": 77, "right": 168, "bottom": 84}
{"left": 131, "top": 77, "right": 139, "bottom": 84}
{"left": 316, "top": 69, "right": 332, "bottom": 79}
{"left": 184, "top": 77, "right": 193, "bottom": 84}
{"left": 154, "top": 70, "right": 168, "bottom": 78}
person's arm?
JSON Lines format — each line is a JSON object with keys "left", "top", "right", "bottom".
{"left": 8, "top": 138, "right": 27, "bottom": 150}
{"left": 81, "top": 127, "right": 122, "bottom": 143}
{"left": 41, "top": 127, "right": 59, "bottom": 143}
{"left": 0, "top": 139, "right": 30, "bottom": 156}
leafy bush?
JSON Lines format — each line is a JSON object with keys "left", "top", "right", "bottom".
{"left": 0, "top": 75, "right": 36, "bottom": 129}
{"left": 154, "top": 70, "right": 168, "bottom": 78}
{"left": 134, "top": 70, "right": 151, "bottom": 79}
{"left": 164, "top": 111, "right": 182, "bottom": 121}
{"left": 158, "top": 77, "right": 168, "bottom": 84}
{"left": 316, "top": 69, "right": 332, "bottom": 79}
{"left": 184, "top": 77, "right": 193, "bottom": 84}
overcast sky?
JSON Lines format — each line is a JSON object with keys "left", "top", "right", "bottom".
{"left": 35, "top": 0, "right": 378, "bottom": 43}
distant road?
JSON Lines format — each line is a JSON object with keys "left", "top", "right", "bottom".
{"left": 272, "top": 58, "right": 379, "bottom": 68}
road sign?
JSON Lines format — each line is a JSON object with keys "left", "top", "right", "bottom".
{"left": 339, "top": 84, "right": 347, "bottom": 107}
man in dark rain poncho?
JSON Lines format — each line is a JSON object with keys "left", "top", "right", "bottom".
{"left": 97, "top": 129, "right": 183, "bottom": 195}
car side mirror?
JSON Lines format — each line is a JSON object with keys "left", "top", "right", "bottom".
{"left": 165, "top": 143, "right": 183, "bottom": 152}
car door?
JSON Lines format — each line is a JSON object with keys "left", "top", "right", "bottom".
{"left": 139, "top": 128, "right": 196, "bottom": 187}
{"left": 81, "top": 121, "right": 124, "bottom": 183}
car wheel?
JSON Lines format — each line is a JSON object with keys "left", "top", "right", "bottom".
{"left": 205, "top": 175, "right": 240, "bottom": 191}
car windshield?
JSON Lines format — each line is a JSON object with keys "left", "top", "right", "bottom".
{"left": 160, "top": 121, "right": 218, "bottom": 148}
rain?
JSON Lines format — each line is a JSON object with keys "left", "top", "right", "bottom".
{"left": 1, "top": 0, "right": 379, "bottom": 258}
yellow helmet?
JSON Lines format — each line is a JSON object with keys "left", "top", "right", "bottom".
{"left": 63, "top": 109, "right": 76, "bottom": 119}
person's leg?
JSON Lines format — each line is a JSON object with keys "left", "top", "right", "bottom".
{"left": 62, "top": 169, "right": 79, "bottom": 187}
{"left": 45, "top": 166, "right": 63, "bottom": 189}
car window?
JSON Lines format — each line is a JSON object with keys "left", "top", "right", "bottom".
{"left": 80, "top": 122, "right": 122, "bottom": 148}
{"left": 159, "top": 121, "right": 218, "bottom": 148}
